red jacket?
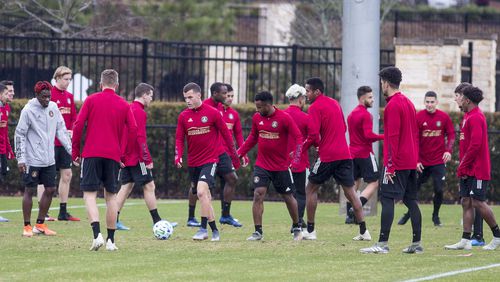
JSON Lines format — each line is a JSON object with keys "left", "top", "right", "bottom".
{"left": 221, "top": 106, "right": 244, "bottom": 170}
{"left": 284, "top": 105, "right": 310, "bottom": 172}
{"left": 51, "top": 86, "right": 78, "bottom": 147}
{"left": 238, "top": 107, "right": 302, "bottom": 171}
{"left": 416, "top": 109, "right": 455, "bottom": 166}
{"left": 457, "top": 107, "right": 490, "bottom": 180}
{"left": 0, "top": 103, "right": 14, "bottom": 158}
{"left": 303, "top": 94, "right": 351, "bottom": 162}
{"left": 348, "top": 105, "right": 383, "bottom": 159}
{"left": 383, "top": 92, "right": 419, "bottom": 173}
{"left": 72, "top": 88, "right": 138, "bottom": 163}
{"left": 203, "top": 98, "right": 226, "bottom": 157}
{"left": 122, "top": 101, "right": 152, "bottom": 166}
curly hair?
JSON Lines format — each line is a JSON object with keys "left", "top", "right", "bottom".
{"left": 379, "top": 67, "right": 402, "bottom": 88}
{"left": 34, "top": 81, "right": 52, "bottom": 94}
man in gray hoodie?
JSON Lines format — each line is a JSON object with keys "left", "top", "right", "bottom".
{"left": 16, "top": 81, "right": 71, "bottom": 237}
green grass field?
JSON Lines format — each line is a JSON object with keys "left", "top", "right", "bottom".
{"left": 0, "top": 196, "right": 499, "bottom": 281}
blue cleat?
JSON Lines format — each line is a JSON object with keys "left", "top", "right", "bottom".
{"left": 187, "top": 217, "right": 201, "bottom": 227}
{"left": 219, "top": 215, "right": 243, "bottom": 227}
{"left": 192, "top": 228, "right": 208, "bottom": 240}
{"left": 471, "top": 238, "right": 485, "bottom": 246}
{"left": 0, "top": 216, "right": 9, "bottom": 222}
{"left": 116, "top": 221, "right": 130, "bottom": 231}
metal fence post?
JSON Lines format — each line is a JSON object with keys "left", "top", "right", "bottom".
{"left": 142, "top": 39, "right": 148, "bottom": 82}
{"left": 394, "top": 11, "right": 399, "bottom": 38}
{"left": 464, "top": 13, "right": 469, "bottom": 33}
{"left": 291, "top": 44, "right": 298, "bottom": 83}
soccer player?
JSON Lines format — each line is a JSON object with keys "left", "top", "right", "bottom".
{"left": 237, "top": 91, "right": 303, "bottom": 241}
{"left": 72, "top": 69, "right": 138, "bottom": 251}
{"left": 175, "top": 82, "right": 238, "bottom": 241}
{"left": 345, "top": 86, "right": 383, "bottom": 224}
{"left": 398, "top": 91, "right": 454, "bottom": 227}
{"left": 16, "top": 81, "right": 71, "bottom": 237}
{"left": 301, "top": 77, "right": 370, "bottom": 242}
{"left": 444, "top": 85, "right": 500, "bottom": 251}
{"left": 360, "top": 67, "right": 422, "bottom": 254}
{"left": 0, "top": 82, "right": 14, "bottom": 223}
{"left": 284, "top": 84, "right": 309, "bottom": 227}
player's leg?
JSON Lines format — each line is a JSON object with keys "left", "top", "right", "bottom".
{"left": 187, "top": 185, "right": 200, "bottom": 227}
{"left": 36, "top": 184, "right": 54, "bottom": 221}
{"left": 247, "top": 166, "right": 269, "bottom": 241}
{"left": 445, "top": 179, "right": 473, "bottom": 250}
{"left": 143, "top": 181, "right": 162, "bottom": 224}
{"left": 22, "top": 185, "right": 35, "bottom": 237}
{"left": 33, "top": 166, "right": 57, "bottom": 235}
{"left": 193, "top": 163, "right": 219, "bottom": 241}
{"left": 472, "top": 208, "right": 485, "bottom": 246}
{"left": 346, "top": 159, "right": 362, "bottom": 224}
{"left": 80, "top": 158, "right": 104, "bottom": 250}
{"left": 430, "top": 165, "right": 445, "bottom": 226}
{"left": 292, "top": 170, "right": 306, "bottom": 227}
{"left": 102, "top": 159, "right": 121, "bottom": 250}
{"left": 469, "top": 179, "right": 500, "bottom": 250}
{"left": 218, "top": 153, "right": 241, "bottom": 227}
{"left": 304, "top": 158, "right": 331, "bottom": 239}
{"left": 115, "top": 181, "right": 134, "bottom": 231}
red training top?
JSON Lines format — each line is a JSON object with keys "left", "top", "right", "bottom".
{"left": 122, "top": 101, "right": 153, "bottom": 166}
{"left": 284, "top": 105, "right": 310, "bottom": 172}
{"left": 416, "top": 109, "right": 455, "bottom": 166}
{"left": 222, "top": 106, "right": 244, "bottom": 170}
{"left": 347, "top": 104, "right": 383, "bottom": 159}
{"left": 0, "top": 103, "right": 14, "bottom": 158}
{"left": 203, "top": 98, "right": 226, "bottom": 157}
{"left": 51, "top": 86, "right": 78, "bottom": 147}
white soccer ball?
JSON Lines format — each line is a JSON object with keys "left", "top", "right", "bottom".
{"left": 153, "top": 220, "right": 173, "bottom": 240}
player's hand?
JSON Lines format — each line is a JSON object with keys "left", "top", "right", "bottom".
{"left": 442, "top": 152, "right": 451, "bottom": 163}
{"left": 73, "top": 157, "right": 81, "bottom": 167}
{"left": 18, "top": 163, "right": 26, "bottom": 174}
{"left": 175, "top": 157, "right": 183, "bottom": 168}
{"left": 7, "top": 151, "right": 15, "bottom": 160}
{"left": 242, "top": 155, "right": 249, "bottom": 167}
{"left": 146, "top": 162, "right": 153, "bottom": 169}
{"left": 416, "top": 162, "right": 424, "bottom": 173}
{"left": 384, "top": 171, "right": 395, "bottom": 184}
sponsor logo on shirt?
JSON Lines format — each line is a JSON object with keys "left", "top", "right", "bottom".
{"left": 59, "top": 107, "right": 71, "bottom": 115}
{"left": 422, "top": 129, "right": 442, "bottom": 137}
{"left": 201, "top": 116, "right": 208, "bottom": 123}
{"left": 0, "top": 121, "right": 6, "bottom": 128}
{"left": 226, "top": 123, "right": 234, "bottom": 130}
{"left": 187, "top": 126, "right": 211, "bottom": 136}
{"left": 258, "top": 130, "right": 279, "bottom": 139}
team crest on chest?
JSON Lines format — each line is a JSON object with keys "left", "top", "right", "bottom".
{"left": 201, "top": 116, "right": 208, "bottom": 123}
{"left": 67, "top": 98, "right": 71, "bottom": 104}
{"left": 272, "top": 121, "right": 278, "bottom": 128}
{"left": 436, "top": 121, "right": 441, "bottom": 127}
{"left": 49, "top": 111, "right": 54, "bottom": 117}
{"left": 229, "top": 113, "right": 234, "bottom": 120}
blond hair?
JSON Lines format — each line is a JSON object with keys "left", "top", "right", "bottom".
{"left": 100, "top": 69, "right": 119, "bottom": 87}
{"left": 53, "top": 66, "right": 72, "bottom": 80}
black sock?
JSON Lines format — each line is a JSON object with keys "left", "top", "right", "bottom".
{"left": 404, "top": 198, "right": 422, "bottom": 243}
{"left": 222, "top": 201, "right": 231, "bottom": 217}
{"left": 432, "top": 191, "right": 443, "bottom": 217}
{"left": 201, "top": 217, "right": 208, "bottom": 230}
{"left": 255, "top": 225, "right": 263, "bottom": 235}
{"left": 149, "top": 209, "right": 161, "bottom": 224}
{"left": 188, "top": 205, "right": 196, "bottom": 219}
{"left": 107, "top": 228, "right": 115, "bottom": 243}
{"left": 491, "top": 225, "right": 500, "bottom": 238}
{"left": 462, "top": 232, "right": 472, "bottom": 240}
{"left": 60, "top": 203, "right": 67, "bottom": 215}
{"left": 292, "top": 222, "right": 299, "bottom": 229}
{"left": 117, "top": 211, "right": 120, "bottom": 222}
{"left": 346, "top": 202, "right": 352, "bottom": 215}
{"left": 307, "top": 222, "right": 315, "bottom": 233}
{"left": 36, "top": 219, "right": 44, "bottom": 224}
{"left": 473, "top": 209, "right": 483, "bottom": 237}
{"left": 91, "top": 221, "right": 100, "bottom": 239}
{"left": 208, "top": 220, "right": 218, "bottom": 232}
{"left": 379, "top": 196, "right": 394, "bottom": 242}
{"left": 359, "top": 221, "right": 366, "bottom": 234}
{"left": 360, "top": 196, "right": 368, "bottom": 206}
{"left": 24, "top": 221, "right": 31, "bottom": 226}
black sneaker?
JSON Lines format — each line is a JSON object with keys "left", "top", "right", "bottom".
{"left": 345, "top": 216, "right": 355, "bottom": 224}
{"left": 348, "top": 207, "right": 358, "bottom": 224}
{"left": 398, "top": 213, "right": 410, "bottom": 225}
{"left": 432, "top": 216, "right": 442, "bottom": 227}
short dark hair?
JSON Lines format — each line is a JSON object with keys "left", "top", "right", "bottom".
{"left": 135, "top": 83, "right": 154, "bottom": 98}
{"left": 0, "top": 80, "right": 13, "bottom": 86}
{"left": 462, "top": 86, "right": 483, "bottom": 104}
{"left": 210, "top": 82, "right": 225, "bottom": 95}
{"left": 454, "top": 82, "right": 472, "bottom": 94}
{"left": 225, "top": 83, "right": 233, "bottom": 92}
{"left": 255, "top": 91, "right": 273, "bottom": 104}
{"left": 305, "top": 77, "right": 324, "bottom": 93}
{"left": 183, "top": 82, "right": 201, "bottom": 94}
{"left": 379, "top": 67, "right": 402, "bottom": 88}
{"left": 0, "top": 83, "right": 7, "bottom": 94}
{"left": 357, "top": 86, "right": 372, "bottom": 99}
{"left": 424, "top": 91, "right": 437, "bottom": 99}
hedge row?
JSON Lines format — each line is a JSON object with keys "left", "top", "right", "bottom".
{"left": 2, "top": 100, "right": 499, "bottom": 203}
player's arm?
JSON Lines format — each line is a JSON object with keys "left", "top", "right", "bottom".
{"left": 174, "top": 113, "right": 185, "bottom": 168}
{"left": 443, "top": 114, "right": 455, "bottom": 163}
{"left": 457, "top": 117, "right": 482, "bottom": 177}
{"left": 71, "top": 99, "right": 89, "bottom": 163}
{"left": 14, "top": 108, "right": 30, "bottom": 172}
{"left": 55, "top": 106, "right": 72, "bottom": 156}
{"left": 136, "top": 110, "right": 152, "bottom": 166}
{"left": 121, "top": 107, "right": 138, "bottom": 164}
{"left": 287, "top": 116, "right": 303, "bottom": 169}
{"left": 302, "top": 106, "right": 320, "bottom": 152}
{"left": 362, "top": 112, "right": 383, "bottom": 142}
{"left": 233, "top": 112, "right": 249, "bottom": 166}
{"left": 237, "top": 115, "right": 258, "bottom": 158}
{"left": 68, "top": 94, "right": 77, "bottom": 137}
{"left": 385, "top": 105, "right": 401, "bottom": 175}
{"left": 215, "top": 111, "right": 238, "bottom": 161}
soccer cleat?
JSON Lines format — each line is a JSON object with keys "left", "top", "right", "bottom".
{"left": 192, "top": 228, "right": 209, "bottom": 240}
{"left": 247, "top": 231, "right": 263, "bottom": 241}
{"left": 302, "top": 230, "right": 317, "bottom": 240}
{"left": 444, "top": 239, "right": 472, "bottom": 250}
{"left": 116, "top": 221, "right": 130, "bottom": 231}
{"left": 398, "top": 213, "right": 410, "bottom": 225}
{"left": 211, "top": 230, "right": 220, "bottom": 241}
{"left": 23, "top": 225, "right": 33, "bottom": 237}
{"left": 105, "top": 239, "right": 118, "bottom": 251}
{"left": 187, "top": 217, "right": 201, "bottom": 227}
{"left": 432, "top": 216, "right": 443, "bottom": 227}
{"left": 353, "top": 230, "right": 372, "bottom": 241}
{"left": 344, "top": 216, "right": 355, "bottom": 225}
{"left": 482, "top": 237, "right": 500, "bottom": 251}
{"left": 0, "top": 216, "right": 9, "bottom": 222}
{"left": 360, "top": 242, "right": 390, "bottom": 254}
{"left": 402, "top": 242, "right": 424, "bottom": 254}
{"left": 292, "top": 227, "right": 303, "bottom": 241}
{"left": 471, "top": 238, "right": 485, "bottom": 246}
{"left": 90, "top": 233, "right": 104, "bottom": 251}
{"left": 33, "top": 223, "right": 57, "bottom": 236}
{"left": 219, "top": 215, "right": 243, "bottom": 227}
{"left": 170, "top": 222, "right": 178, "bottom": 228}
{"left": 58, "top": 212, "right": 80, "bottom": 221}
{"left": 44, "top": 214, "right": 57, "bottom": 222}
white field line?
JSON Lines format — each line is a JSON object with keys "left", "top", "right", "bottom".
{"left": 0, "top": 200, "right": 183, "bottom": 214}
{"left": 402, "top": 263, "right": 500, "bottom": 282}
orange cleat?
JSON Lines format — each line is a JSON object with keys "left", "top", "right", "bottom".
{"left": 33, "top": 223, "right": 57, "bottom": 236}
{"left": 23, "top": 225, "right": 33, "bottom": 237}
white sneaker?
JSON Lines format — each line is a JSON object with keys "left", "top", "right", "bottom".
{"left": 360, "top": 242, "right": 389, "bottom": 254}
{"left": 106, "top": 239, "right": 118, "bottom": 251}
{"left": 292, "top": 227, "right": 303, "bottom": 241}
{"left": 483, "top": 237, "right": 500, "bottom": 251}
{"left": 444, "top": 239, "right": 472, "bottom": 250}
{"left": 89, "top": 233, "right": 104, "bottom": 251}
{"left": 302, "top": 230, "right": 317, "bottom": 240}
{"left": 353, "top": 230, "right": 372, "bottom": 241}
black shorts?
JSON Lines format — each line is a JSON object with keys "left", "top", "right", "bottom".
{"left": 23, "top": 165, "right": 56, "bottom": 188}
{"left": 0, "top": 154, "right": 7, "bottom": 177}
{"left": 253, "top": 166, "right": 294, "bottom": 194}
{"left": 216, "top": 152, "right": 234, "bottom": 176}
{"left": 54, "top": 146, "right": 72, "bottom": 170}
{"left": 292, "top": 170, "right": 306, "bottom": 195}
{"left": 120, "top": 162, "right": 154, "bottom": 187}
{"left": 380, "top": 169, "right": 418, "bottom": 200}
{"left": 80, "top": 157, "right": 121, "bottom": 193}
{"left": 189, "top": 162, "right": 217, "bottom": 194}
{"left": 460, "top": 177, "right": 488, "bottom": 201}
{"left": 417, "top": 164, "right": 446, "bottom": 193}
{"left": 353, "top": 153, "right": 380, "bottom": 183}
{"left": 309, "top": 158, "right": 355, "bottom": 187}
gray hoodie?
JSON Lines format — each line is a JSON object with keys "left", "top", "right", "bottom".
{"left": 15, "top": 98, "right": 71, "bottom": 167}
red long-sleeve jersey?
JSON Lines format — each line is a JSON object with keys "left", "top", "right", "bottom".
{"left": 222, "top": 106, "right": 244, "bottom": 170}
{"left": 416, "top": 109, "right": 455, "bottom": 166}
{"left": 51, "top": 86, "right": 78, "bottom": 147}
{"left": 72, "top": 88, "right": 138, "bottom": 163}
{"left": 284, "top": 105, "right": 309, "bottom": 172}
{"left": 122, "top": 101, "right": 153, "bottom": 166}
{"left": 457, "top": 107, "right": 490, "bottom": 180}
{"left": 0, "top": 103, "right": 14, "bottom": 158}
{"left": 348, "top": 105, "right": 383, "bottom": 159}
{"left": 238, "top": 107, "right": 302, "bottom": 171}
{"left": 203, "top": 98, "right": 226, "bottom": 157}
{"left": 383, "top": 92, "right": 419, "bottom": 173}
{"left": 175, "top": 104, "right": 236, "bottom": 167}
{"left": 303, "top": 94, "right": 351, "bottom": 162}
